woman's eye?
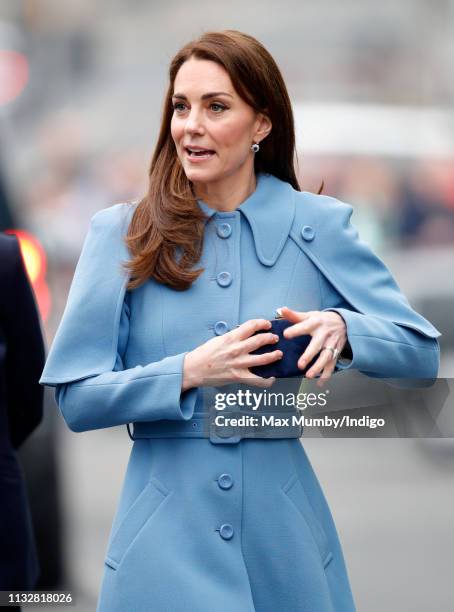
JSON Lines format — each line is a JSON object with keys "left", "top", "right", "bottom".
{"left": 210, "top": 103, "right": 226, "bottom": 112}
{"left": 172, "top": 102, "right": 227, "bottom": 113}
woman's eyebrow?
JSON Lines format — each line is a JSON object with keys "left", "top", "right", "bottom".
{"left": 172, "top": 91, "right": 234, "bottom": 100}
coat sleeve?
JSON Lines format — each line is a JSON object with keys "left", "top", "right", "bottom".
{"left": 322, "top": 302, "right": 440, "bottom": 380}
{"left": 39, "top": 203, "right": 198, "bottom": 433}
{"left": 54, "top": 294, "right": 198, "bottom": 433}
{"left": 292, "top": 195, "right": 441, "bottom": 381}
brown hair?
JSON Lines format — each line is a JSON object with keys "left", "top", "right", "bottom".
{"left": 123, "top": 30, "right": 323, "bottom": 291}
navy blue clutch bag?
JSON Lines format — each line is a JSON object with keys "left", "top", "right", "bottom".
{"left": 249, "top": 318, "right": 320, "bottom": 378}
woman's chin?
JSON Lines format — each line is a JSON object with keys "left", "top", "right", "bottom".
{"left": 184, "top": 166, "right": 220, "bottom": 183}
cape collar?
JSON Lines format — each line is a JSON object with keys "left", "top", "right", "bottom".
{"left": 196, "top": 172, "right": 296, "bottom": 266}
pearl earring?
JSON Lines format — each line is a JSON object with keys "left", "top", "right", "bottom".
{"left": 251, "top": 142, "right": 260, "bottom": 153}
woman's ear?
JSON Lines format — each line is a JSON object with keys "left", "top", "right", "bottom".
{"left": 255, "top": 112, "right": 272, "bottom": 143}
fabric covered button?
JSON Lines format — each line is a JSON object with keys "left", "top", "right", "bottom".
{"left": 216, "top": 223, "right": 232, "bottom": 239}
{"left": 218, "top": 473, "right": 233, "bottom": 490}
{"left": 301, "top": 225, "right": 315, "bottom": 241}
{"left": 215, "top": 424, "right": 233, "bottom": 438}
{"left": 219, "top": 523, "right": 234, "bottom": 540}
{"left": 214, "top": 321, "right": 229, "bottom": 336}
{"left": 216, "top": 271, "right": 232, "bottom": 287}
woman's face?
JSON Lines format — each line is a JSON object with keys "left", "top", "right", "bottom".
{"left": 171, "top": 57, "right": 270, "bottom": 185}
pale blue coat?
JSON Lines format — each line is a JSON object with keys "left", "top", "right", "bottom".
{"left": 39, "top": 172, "right": 441, "bottom": 612}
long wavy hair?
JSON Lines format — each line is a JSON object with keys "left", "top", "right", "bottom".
{"left": 123, "top": 30, "right": 323, "bottom": 291}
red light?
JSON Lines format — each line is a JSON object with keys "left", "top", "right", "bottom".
{"left": 5, "top": 229, "right": 51, "bottom": 323}
{"left": 0, "top": 49, "right": 29, "bottom": 106}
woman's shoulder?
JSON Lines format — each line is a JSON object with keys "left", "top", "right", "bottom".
{"left": 294, "top": 189, "right": 353, "bottom": 222}
{"left": 76, "top": 200, "right": 139, "bottom": 262}
{"left": 291, "top": 189, "right": 356, "bottom": 242}
{"left": 89, "top": 200, "right": 139, "bottom": 230}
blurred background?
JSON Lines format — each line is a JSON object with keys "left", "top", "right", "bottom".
{"left": 0, "top": 1, "right": 453, "bottom": 610}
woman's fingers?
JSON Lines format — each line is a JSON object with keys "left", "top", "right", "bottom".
{"left": 244, "top": 349, "right": 283, "bottom": 368}
{"left": 230, "top": 314, "right": 347, "bottom": 386}
{"left": 239, "top": 371, "right": 277, "bottom": 388}
{"left": 283, "top": 314, "right": 320, "bottom": 339}
{"left": 315, "top": 359, "right": 338, "bottom": 388}
{"left": 305, "top": 341, "right": 339, "bottom": 379}
{"left": 304, "top": 351, "right": 331, "bottom": 378}
{"left": 241, "top": 331, "right": 280, "bottom": 353}
{"left": 296, "top": 332, "right": 325, "bottom": 369}
{"left": 277, "top": 306, "right": 310, "bottom": 323}
{"left": 235, "top": 318, "right": 272, "bottom": 341}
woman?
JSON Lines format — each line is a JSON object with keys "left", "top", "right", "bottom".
{"left": 39, "top": 30, "right": 441, "bottom": 612}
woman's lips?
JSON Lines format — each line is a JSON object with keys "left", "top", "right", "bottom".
{"left": 185, "top": 147, "right": 216, "bottom": 162}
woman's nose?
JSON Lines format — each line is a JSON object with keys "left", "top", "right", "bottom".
{"left": 184, "top": 108, "right": 205, "bottom": 134}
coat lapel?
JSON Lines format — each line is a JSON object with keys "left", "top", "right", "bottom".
{"left": 197, "top": 172, "right": 296, "bottom": 267}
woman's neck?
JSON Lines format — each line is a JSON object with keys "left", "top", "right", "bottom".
{"left": 192, "top": 168, "right": 257, "bottom": 212}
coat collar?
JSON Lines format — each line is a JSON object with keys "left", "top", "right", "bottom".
{"left": 196, "top": 172, "right": 296, "bottom": 266}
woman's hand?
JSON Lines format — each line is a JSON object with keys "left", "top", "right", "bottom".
{"left": 183, "top": 319, "right": 282, "bottom": 390}
{"left": 279, "top": 306, "right": 348, "bottom": 387}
